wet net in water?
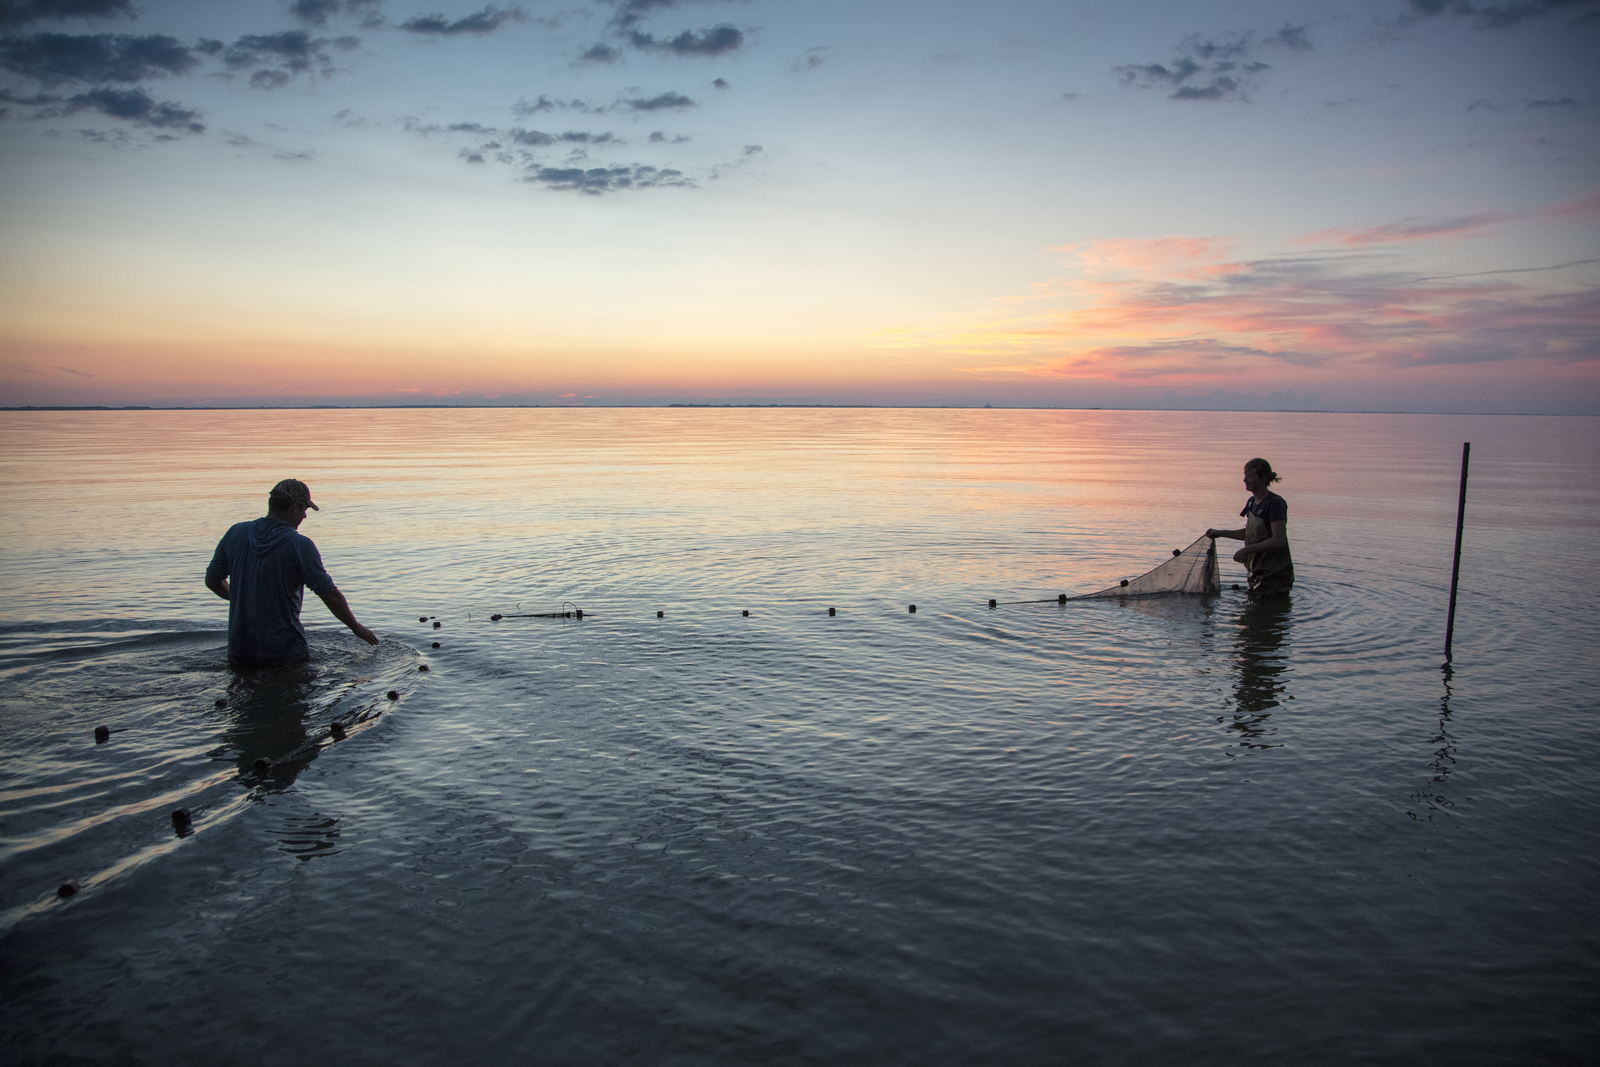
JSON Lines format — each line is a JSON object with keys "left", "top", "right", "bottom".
{"left": 1069, "top": 534, "right": 1221, "bottom": 600}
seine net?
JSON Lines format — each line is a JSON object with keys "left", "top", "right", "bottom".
{"left": 1069, "top": 534, "right": 1221, "bottom": 600}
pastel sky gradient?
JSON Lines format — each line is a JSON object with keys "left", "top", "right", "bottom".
{"left": 1, "top": 0, "right": 1596, "bottom": 412}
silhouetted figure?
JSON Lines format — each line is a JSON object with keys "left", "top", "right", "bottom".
{"left": 206, "top": 478, "right": 378, "bottom": 668}
{"left": 1207, "top": 457, "right": 1294, "bottom": 598}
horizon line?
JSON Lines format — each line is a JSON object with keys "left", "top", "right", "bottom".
{"left": 2, "top": 404, "right": 1591, "bottom": 417}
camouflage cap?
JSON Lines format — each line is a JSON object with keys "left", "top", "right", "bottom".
{"left": 269, "top": 478, "right": 319, "bottom": 511}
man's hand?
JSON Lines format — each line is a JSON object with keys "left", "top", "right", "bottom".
{"left": 316, "top": 586, "right": 380, "bottom": 646}
{"left": 206, "top": 575, "right": 230, "bottom": 601}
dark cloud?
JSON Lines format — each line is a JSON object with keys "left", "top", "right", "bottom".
{"left": 0, "top": 0, "right": 133, "bottom": 27}
{"left": 7, "top": 84, "right": 204, "bottom": 130}
{"left": 578, "top": 41, "right": 620, "bottom": 63}
{"left": 223, "top": 30, "right": 354, "bottom": 86}
{"left": 1114, "top": 25, "right": 1312, "bottom": 102}
{"left": 648, "top": 129, "right": 688, "bottom": 142}
{"left": 448, "top": 120, "right": 494, "bottom": 132}
{"left": 794, "top": 45, "right": 828, "bottom": 70}
{"left": 624, "top": 90, "right": 693, "bottom": 110}
{"left": 514, "top": 93, "right": 604, "bottom": 114}
{"left": 289, "top": 0, "right": 385, "bottom": 27}
{"left": 0, "top": 33, "right": 200, "bottom": 84}
{"left": 1264, "top": 24, "right": 1313, "bottom": 49}
{"left": 595, "top": 0, "right": 746, "bottom": 59}
{"left": 608, "top": 0, "right": 739, "bottom": 34}
{"left": 290, "top": 0, "right": 343, "bottom": 25}
{"left": 1399, "top": 0, "right": 1600, "bottom": 29}
{"left": 523, "top": 162, "right": 691, "bottom": 194}
{"left": 625, "top": 23, "right": 742, "bottom": 56}
{"left": 509, "top": 126, "right": 618, "bottom": 145}
{"left": 400, "top": 6, "right": 526, "bottom": 36}
{"left": 1527, "top": 96, "right": 1579, "bottom": 106}
{"left": 460, "top": 147, "right": 484, "bottom": 163}
{"left": 1170, "top": 77, "right": 1241, "bottom": 101}
{"left": 712, "top": 76, "right": 727, "bottom": 88}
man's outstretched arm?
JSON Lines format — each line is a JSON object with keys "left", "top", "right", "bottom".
{"left": 315, "top": 586, "right": 380, "bottom": 645}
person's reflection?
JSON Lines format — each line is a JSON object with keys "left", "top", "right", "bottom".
{"left": 210, "top": 661, "right": 325, "bottom": 788}
{"left": 1225, "top": 595, "right": 1293, "bottom": 748}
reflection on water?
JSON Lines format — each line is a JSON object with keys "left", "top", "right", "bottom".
{"left": 1225, "top": 595, "right": 1293, "bottom": 749}
{"left": 1409, "top": 666, "right": 1461, "bottom": 823}
{"left": 2, "top": 410, "right": 1598, "bottom": 1066}
{"left": 0, "top": 629, "right": 414, "bottom": 933}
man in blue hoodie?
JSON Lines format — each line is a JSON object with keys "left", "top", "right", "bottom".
{"left": 206, "top": 478, "right": 379, "bottom": 668}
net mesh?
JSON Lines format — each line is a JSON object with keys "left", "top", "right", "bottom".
{"left": 1069, "top": 534, "right": 1221, "bottom": 600}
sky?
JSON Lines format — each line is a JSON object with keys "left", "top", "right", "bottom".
{"left": 0, "top": 0, "right": 1596, "bottom": 412}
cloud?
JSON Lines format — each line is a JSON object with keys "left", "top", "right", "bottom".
{"left": 1396, "top": 0, "right": 1600, "bottom": 30}
{"left": 509, "top": 126, "right": 619, "bottom": 145}
{"left": 0, "top": 0, "right": 134, "bottom": 27}
{"left": 1527, "top": 96, "right": 1579, "bottom": 107}
{"left": 289, "top": 0, "right": 385, "bottom": 27}
{"left": 793, "top": 45, "right": 828, "bottom": 71}
{"left": 578, "top": 41, "right": 620, "bottom": 63}
{"left": 523, "top": 162, "right": 691, "bottom": 193}
{"left": 0, "top": 82, "right": 204, "bottom": 129}
{"left": 624, "top": 23, "right": 742, "bottom": 55}
{"left": 513, "top": 94, "right": 602, "bottom": 114}
{"left": 608, "top": 0, "right": 740, "bottom": 34}
{"left": 1298, "top": 192, "right": 1600, "bottom": 245}
{"left": 875, "top": 236, "right": 1600, "bottom": 386}
{"left": 222, "top": 29, "right": 356, "bottom": 86}
{"left": 593, "top": 0, "right": 746, "bottom": 59}
{"left": 712, "top": 76, "right": 727, "bottom": 88}
{"left": 400, "top": 5, "right": 526, "bottom": 36}
{"left": 1114, "top": 24, "right": 1312, "bottom": 102}
{"left": 0, "top": 33, "right": 200, "bottom": 84}
{"left": 1051, "top": 236, "right": 1241, "bottom": 278}
{"left": 623, "top": 89, "right": 693, "bottom": 110}
{"left": 68, "top": 85, "right": 203, "bottom": 129}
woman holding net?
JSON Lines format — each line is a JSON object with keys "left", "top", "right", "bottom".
{"left": 1207, "top": 457, "right": 1294, "bottom": 598}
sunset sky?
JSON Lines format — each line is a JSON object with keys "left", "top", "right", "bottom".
{"left": 1, "top": 0, "right": 1596, "bottom": 412}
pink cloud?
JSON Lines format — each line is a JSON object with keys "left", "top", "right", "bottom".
{"left": 1049, "top": 236, "right": 1240, "bottom": 278}
{"left": 1298, "top": 192, "right": 1600, "bottom": 247}
{"left": 884, "top": 239, "right": 1600, "bottom": 391}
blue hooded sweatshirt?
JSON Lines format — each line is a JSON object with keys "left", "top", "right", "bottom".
{"left": 207, "top": 517, "right": 336, "bottom": 667}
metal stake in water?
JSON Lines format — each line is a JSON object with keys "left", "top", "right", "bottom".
{"left": 1444, "top": 442, "right": 1470, "bottom": 664}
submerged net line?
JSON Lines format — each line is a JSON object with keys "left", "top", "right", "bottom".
{"left": 434, "top": 538, "right": 1224, "bottom": 625}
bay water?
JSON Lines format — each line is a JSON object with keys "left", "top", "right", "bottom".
{"left": 1, "top": 408, "right": 1596, "bottom": 1065}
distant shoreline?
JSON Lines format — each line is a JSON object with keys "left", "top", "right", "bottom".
{"left": 0, "top": 404, "right": 1589, "bottom": 416}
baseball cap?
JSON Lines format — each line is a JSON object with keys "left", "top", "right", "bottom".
{"left": 269, "top": 478, "right": 319, "bottom": 511}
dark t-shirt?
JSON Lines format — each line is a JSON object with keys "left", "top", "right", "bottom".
{"left": 207, "top": 517, "right": 336, "bottom": 667}
{"left": 1240, "top": 491, "right": 1287, "bottom": 527}
{"left": 1239, "top": 490, "right": 1293, "bottom": 594}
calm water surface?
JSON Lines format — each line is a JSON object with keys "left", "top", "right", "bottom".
{"left": 1, "top": 408, "right": 1597, "bottom": 1065}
